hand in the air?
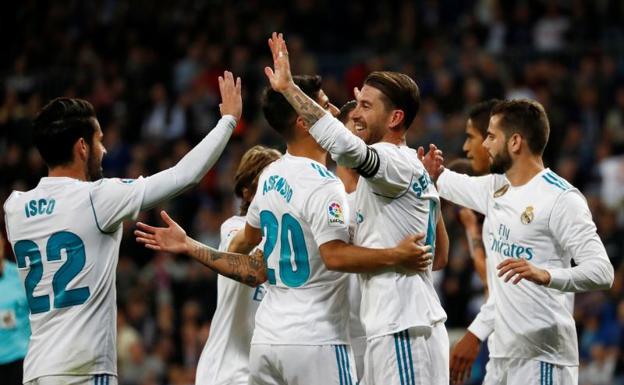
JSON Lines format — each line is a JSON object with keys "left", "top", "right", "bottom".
{"left": 218, "top": 71, "right": 242, "bottom": 120}
{"left": 264, "top": 32, "right": 295, "bottom": 93}
{"left": 417, "top": 143, "right": 444, "bottom": 181}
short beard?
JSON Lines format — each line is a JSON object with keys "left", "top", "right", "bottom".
{"left": 86, "top": 148, "right": 103, "bottom": 181}
{"left": 489, "top": 147, "right": 512, "bottom": 174}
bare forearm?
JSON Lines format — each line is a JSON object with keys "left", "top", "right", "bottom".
{"left": 282, "top": 84, "right": 326, "bottom": 126}
{"left": 320, "top": 241, "right": 396, "bottom": 273}
{"left": 186, "top": 238, "right": 266, "bottom": 287}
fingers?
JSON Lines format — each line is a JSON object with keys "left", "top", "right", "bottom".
{"left": 264, "top": 66, "right": 274, "bottom": 80}
{"left": 136, "top": 222, "right": 158, "bottom": 234}
{"left": 353, "top": 87, "right": 360, "bottom": 99}
{"left": 417, "top": 146, "right": 425, "bottom": 160}
{"left": 160, "top": 210, "right": 176, "bottom": 226}
{"left": 235, "top": 76, "right": 241, "bottom": 94}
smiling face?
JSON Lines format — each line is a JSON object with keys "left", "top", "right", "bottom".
{"left": 483, "top": 114, "right": 513, "bottom": 174}
{"left": 463, "top": 118, "right": 490, "bottom": 175}
{"left": 351, "top": 85, "right": 393, "bottom": 145}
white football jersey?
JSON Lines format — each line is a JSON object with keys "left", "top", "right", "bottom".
{"left": 195, "top": 216, "right": 266, "bottom": 385}
{"left": 346, "top": 193, "right": 366, "bottom": 349}
{"left": 353, "top": 143, "right": 447, "bottom": 338}
{"left": 3, "top": 176, "right": 147, "bottom": 382}
{"left": 246, "top": 153, "right": 351, "bottom": 345}
{"left": 438, "top": 168, "right": 613, "bottom": 365}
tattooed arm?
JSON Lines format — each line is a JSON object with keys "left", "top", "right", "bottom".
{"left": 135, "top": 210, "right": 267, "bottom": 287}
{"left": 265, "top": 33, "right": 376, "bottom": 176}
{"left": 186, "top": 238, "right": 266, "bottom": 287}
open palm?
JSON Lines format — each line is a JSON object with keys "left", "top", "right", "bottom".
{"left": 264, "top": 32, "right": 294, "bottom": 93}
{"left": 135, "top": 210, "right": 188, "bottom": 254}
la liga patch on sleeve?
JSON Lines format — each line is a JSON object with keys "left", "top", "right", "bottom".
{"left": 327, "top": 202, "right": 345, "bottom": 226}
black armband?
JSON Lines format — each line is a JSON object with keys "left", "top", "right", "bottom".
{"left": 354, "top": 147, "right": 380, "bottom": 178}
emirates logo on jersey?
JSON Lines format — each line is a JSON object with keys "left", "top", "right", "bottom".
{"left": 521, "top": 206, "right": 535, "bottom": 225}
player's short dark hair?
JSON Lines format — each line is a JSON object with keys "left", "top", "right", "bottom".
{"left": 234, "top": 145, "right": 281, "bottom": 215}
{"left": 468, "top": 99, "right": 500, "bottom": 138}
{"left": 490, "top": 99, "right": 550, "bottom": 155}
{"left": 261, "top": 75, "right": 323, "bottom": 140}
{"left": 364, "top": 71, "right": 420, "bottom": 130}
{"left": 337, "top": 100, "right": 357, "bottom": 124}
{"left": 33, "top": 97, "right": 97, "bottom": 168}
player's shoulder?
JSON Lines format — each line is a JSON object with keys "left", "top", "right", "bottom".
{"left": 536, "top": 169, "right": 576, "bottom": 195}
{"left": 220, "top": 215, "right": 246, "bottom": 236}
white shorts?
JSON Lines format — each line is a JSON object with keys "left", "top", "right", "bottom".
{"left": 483, "top": 358, "right": 578, "bottom": 385}
{"left": 364, "top": 323, "right": 449, "bottom": 385}
{"left": 249, "top": 344, "right": 357, "bottom": 385}
{"left": 351, "top": 336, "right": 367, "bottom": 384}
{"left": 25, "top": 374, "right": 117, "bottom": 385}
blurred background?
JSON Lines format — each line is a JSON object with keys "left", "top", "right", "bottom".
{"left": 0, "top": 1, "right": 623, "bottom": 384}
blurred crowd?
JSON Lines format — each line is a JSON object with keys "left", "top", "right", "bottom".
{"left": 1, "top": 1, "right": 624, "bottom": 384}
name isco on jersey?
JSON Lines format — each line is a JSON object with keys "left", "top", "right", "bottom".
{"left": 262, "top": 175, "right": 293, "bottom": 203}
{"left": 489, "top": 233, "right": 534, "bottom": 260}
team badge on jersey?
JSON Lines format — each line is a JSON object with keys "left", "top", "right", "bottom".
{"left": 493, "top": 184, "right": 510, "bottom": 197}
{"left": 521, "top": 206, "right": 534, "bottom": 224}
{"left": 328, "top": 202, "right": 345, "bottom": 226}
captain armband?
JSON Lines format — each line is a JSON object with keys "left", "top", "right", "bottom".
{"left": 354, "top": 147, "right": 380, "bottom": 178}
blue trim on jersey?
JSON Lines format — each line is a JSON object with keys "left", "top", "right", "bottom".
{"left": 547, "top": 171, "right": 572, "bottom": 188}
{"left": 88, "top": 192, "right": 117, "bottom": 235}
{"left": 541, "top": 174, "right": 566, "bottom": 191}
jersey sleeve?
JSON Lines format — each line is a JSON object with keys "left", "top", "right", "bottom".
{"left": 436, "top": 169, "right": 494, "bottom": 215}
{"left": 308, "top": 114, "right": 417, "bottom": 198}
{"left": 89, "top": 177, "right": 148, "bottom": 233}
{"left": 218, "top": 218, "right": 245, "bottom": 252}
{"left": 546, "top": 190, "right": 615, "bottom": 292}
{"left": 303, "top": 181, "right": 351, "bottom": 246}
{"left": 246, "top": 193, "right": 261, "bottom": 230}
{"left": 467, "top": 293, "right": 495, "bottom": 341}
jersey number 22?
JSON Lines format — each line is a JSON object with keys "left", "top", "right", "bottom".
{"left": 13, "top": 231, "right": 90, "bottom": 314}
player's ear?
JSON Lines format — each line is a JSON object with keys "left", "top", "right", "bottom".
{"left": 74, "top": 137, "right": 89, "bottom": 162}
{"left": 295, "top": 115, "right": 309, "bottom": 132}
{"left": 242, "top": 187, "right": 254, "bottom": 203}
{"left": 508, "top": 133, "right": 523, "bottom": 154}
{"left": 388, "top": 109, "right": 405, "bottom": 131}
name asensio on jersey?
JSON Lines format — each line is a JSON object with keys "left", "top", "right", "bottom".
{"left": 262, "top": 175, "right": 293, "bottom": 203}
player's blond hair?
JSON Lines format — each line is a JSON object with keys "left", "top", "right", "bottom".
{"left": 234, "top": 145, "right": 281, "bottom": 215}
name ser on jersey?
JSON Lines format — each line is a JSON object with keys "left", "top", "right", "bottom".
{"left": 24, "top": 198, "right": 56, "bottom": 218}
{"left": 262, "top": 175, "right": 293, "bottom": 203}
{"left": 411, "top": 172, "right": 432, "bottom": 197}
{"left": 489, "top": 223, "right": 534, "bottom": 260}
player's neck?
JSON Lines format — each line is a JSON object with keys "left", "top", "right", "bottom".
{"left": 286, "top": 137, "right": 327, "bottom": 165}
{"left": 381, "top": 130, "right": 406, "bottom": 146}
{"left": 505, "top": 156, "right": 544, "bottom": 187}
{"left": 48, "top": 163, "right": 88, "bottom": 181}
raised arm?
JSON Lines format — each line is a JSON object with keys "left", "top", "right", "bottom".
{"left": 264, "top": 33, "right": 371, "bottom": 170}
{"left": 140, "top": 71, "right": 242, "bottom": 209}
{"left": 135, "top": 211, "right": 266, "bottom": 287}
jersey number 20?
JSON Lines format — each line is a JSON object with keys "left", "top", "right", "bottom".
{"left": 13, "top": 231, "right": 90, "bottom": 314}
{"left": 260, "top": 211, "right": 310, "bottom": 287}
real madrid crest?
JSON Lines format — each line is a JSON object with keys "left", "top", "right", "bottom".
{"left": 521, "top": 206, "right": 534, "bottom": 224}
{"left": 493, "top": 184, "right": 510, "bottom": 198}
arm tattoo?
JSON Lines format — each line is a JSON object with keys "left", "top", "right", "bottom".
{"left": 189, "top": 239, "right": 266, "bottom": 287}
{"left": 282, "top": 86, "right": 326, "bottom": 127}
